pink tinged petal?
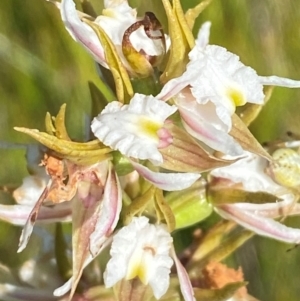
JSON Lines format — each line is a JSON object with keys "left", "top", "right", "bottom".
{"left": 171, "top": 247, "right": 195, "bottom": 301}
{"left": 18, "top": 182, "right": 52, "bottom": 253}
{"left": 0, "top": 203, "right": 71, "bottom": 226}
{"left": 259, "top": 76, "right": 300, "bottom": 88}
{"left": 217, "top": 204, "right": 300, "bottom": 244}
{"left": 131, "top": 161, "right": 200, "bottom": 191}
{"left": 179, "top": 105, "right": 243, "bottom": 156}
{"left": 89, "top": 166, "right": 122, "bottom": 256}
{"left": 91, "top": 94, "right": 177, "bottom": 165}
{"left": 61, "top": 0, "right": 107, "bottom": 66}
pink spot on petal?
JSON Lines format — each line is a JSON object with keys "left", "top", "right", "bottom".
{"left": 157, "top": 128, "right": 173, "bottom": 148}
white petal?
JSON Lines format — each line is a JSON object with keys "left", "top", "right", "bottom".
{"left": 104, "top": 216, "right": 173, "bottom": 299}
{"left": 91, "top": 94, "right": 177, "bottom": 165}
{"left": 193, "top": 21, "right": 211, "bottom": 51}
{"left": 61, "top": 0, "right": 107, "bottom": 66}
{"left": 131, "top": 161, "right": 200, "bottom": 191}
{"left": 188, "top": 45, "right": 264, "bottom": 108}
{"left": 259, "top": 75, "right": 300, "bottom": 88}
{"left": 217, "top": 204, "right": 300, "bottom": 244}
{"left": 96, "top": 0, "right": 136, "bottom": 47}
{"left": 211, "top": 152, "right": 285, "bottom": 193}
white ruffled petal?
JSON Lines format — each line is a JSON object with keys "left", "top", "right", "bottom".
{"left": 91, "top": 94, "right": 177, "bottom": 165}
{"left": 104, "top": 217, "right": 173, "bottom": 299}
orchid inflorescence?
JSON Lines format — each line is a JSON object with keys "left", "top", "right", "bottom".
{"left": 1, "top": 0, "right": 300, "bottom": 301}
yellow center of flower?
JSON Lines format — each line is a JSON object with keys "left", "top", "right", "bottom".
{"left": 126, "top": 246, "right": 156, "bottom": 284}
{"left": 226, "top": 87, "right": 246, "bottom": 108}
{"left": 138, "top": 117, "right": 162, "bottom": 141}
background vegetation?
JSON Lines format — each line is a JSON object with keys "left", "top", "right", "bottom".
{"left": 0, "top": 0, "right": 300, "bottom": 300}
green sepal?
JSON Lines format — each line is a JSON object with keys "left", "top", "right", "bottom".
{"left": 173, "top": 0, "right": 195, "bottom": 49}
{"left": 165, "top": 180, "right": 213, "bottom": 230}
{"left": 160, "top": 0, "right": 192, "bottom": 83}
{"left": 15, "top": 105, "right": 112, "bottom": 165}
{"left": 208, "top": 188, "right": 281, "bottom": 206}
{"left": 14, "top": 127, "right": 112, "bottom": 165}
{"left": 185, "top": 0, "right": 214, "bottom": 30}
{"left": 122, "top": 186, "right": 156, "bottom": 225}
{"left": 230, "top": 113, "right": 272, "bottom": 161}
{"left": 194, "top": 282, "right": 247, "bottom": 301}
{"left": 83, "top": 19, "right": 133, "bottom": 104}
{"left": 154, "top": 189, "right": 176, "bottom": 232}
{"left": 54, "top": 103, "right": 71, "bottom": 140}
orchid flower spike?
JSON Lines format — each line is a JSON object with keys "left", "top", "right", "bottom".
{"left": 104, "top": 216, "right": 195, "bottom": 301}
{"left": 60, "top": 0, "right": 166, "bottom": 76}
{"left": 158, "top": 22, "right": 300, "bottom": 156}
{"left": 210, "top": 151, "right": 300, "bottom": 245}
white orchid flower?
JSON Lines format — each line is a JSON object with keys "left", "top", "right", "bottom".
{"left": 104, "top": 216, "right": 195, "bottom": 301}
{"left": 91, "top": 93, "right": 177, "bottom": 165}
{"left": 158, "top": 22, "right": 300, "bottom": 156}
{"left": 211, "top": 152, "right": 300, "bottom": 244}
{"left": 60, "top": 0, "right": 166, "bottom": 73}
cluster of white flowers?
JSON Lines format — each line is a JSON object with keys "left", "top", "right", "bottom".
{"left": 2, "top": 1, "right": 300, "bottom": 301}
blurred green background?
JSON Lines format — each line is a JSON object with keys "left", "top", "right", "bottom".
{"left": 0, "top": 0, "right": 300, "bottom": 300}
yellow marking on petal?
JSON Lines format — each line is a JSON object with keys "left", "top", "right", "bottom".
{"left": 226, "top": 87, "right": 246, "bottom": 107}
{"left": 126, "top": 246, "right": 155, "bottom": 284}
{"left": 127, "top": 262, "right": 148, "bottom": 284}
{"left": 139, "top": 117, "right": 162, "bottom": 141}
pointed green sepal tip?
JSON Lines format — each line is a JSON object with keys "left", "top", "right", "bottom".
{"left": 160, "top": 0, "right": 193, "bottom": 83}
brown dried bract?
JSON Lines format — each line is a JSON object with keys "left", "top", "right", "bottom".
{"left": 201, "top": 261, "right": 247, "bottom": 298}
